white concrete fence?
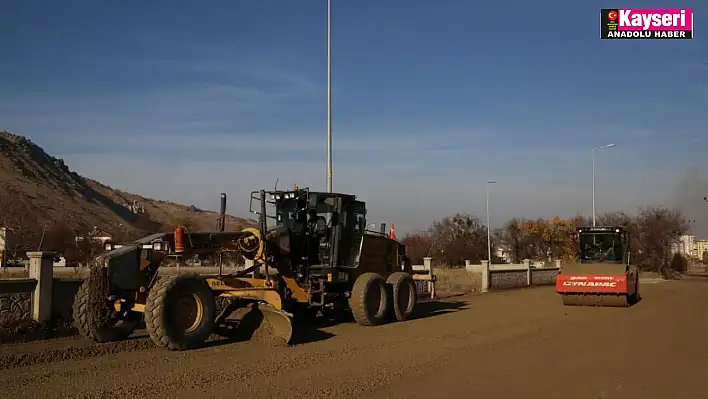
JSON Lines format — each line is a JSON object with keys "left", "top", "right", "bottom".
{"left": 0, "top": 252, "right": 560, "bottom": 324}
{"left": 466, "top": 259, "right": 561, "bottom": 292}
{"left": 0, "top": 251, "right": 58, "bottom": 323}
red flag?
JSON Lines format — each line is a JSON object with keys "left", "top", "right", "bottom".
{"left": 389, "top": 223, "right": 397, "bottom": 240}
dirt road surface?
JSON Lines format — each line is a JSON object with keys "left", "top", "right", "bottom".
{"left": 1, "top": 278, "right": 707, "bottom": 399}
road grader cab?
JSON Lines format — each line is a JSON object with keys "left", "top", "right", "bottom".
{"left": 72, "top": 188, "right": 422, "bottom": 350}
{"left": 555, "top": 226, "right": 640, "bottom": 307}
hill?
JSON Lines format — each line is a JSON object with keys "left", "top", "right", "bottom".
{"left": 0, "top": 131, "right": 252, "bottom": 250}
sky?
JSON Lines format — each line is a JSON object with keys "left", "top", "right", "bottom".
{"left": 1, "top": 0, "right": 707, "bottom": 235}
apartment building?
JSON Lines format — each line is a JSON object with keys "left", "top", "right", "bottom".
{"left": 672, "top": 234, "right": 695, "bottom": 258}
{"left": 696, "top": 239, "right": 708, "bottom": 260}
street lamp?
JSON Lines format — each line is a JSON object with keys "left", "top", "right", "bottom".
{"left": 326, "top": 0, "right": 333, "bottom": 193}
{"left": 486, "top": 181, "right": 497, "bottom": 264}
{"left": 592, "top": 143, "right": 615, "bottom": 226}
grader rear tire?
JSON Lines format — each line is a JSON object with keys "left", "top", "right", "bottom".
{"left": 72, "top": 278, "right": 139, "bottom": 343}
{"left": 145, "top": 274, "right": 216, "bottom": 351}
{"left": 349, "top": 272, "right": 390, "bottom": 326}
{"left": 386, "top": 272, "right": 417, "bottom": 322}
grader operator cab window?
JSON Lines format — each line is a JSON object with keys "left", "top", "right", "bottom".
{"left": 577, "top": 227, "right": 626, "bottom": 263}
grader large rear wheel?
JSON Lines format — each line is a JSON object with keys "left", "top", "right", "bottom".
{"left": 145, "top": 274, "right": 216, "bottom": 351}
{"left": 350, "top": 272, "right": 390, "bottom": 326}
{"left": 387, "top": 272, "right": 417, "bottom": 322}
{"left": 72, "top": 276, "right": 139, "bottom": 343}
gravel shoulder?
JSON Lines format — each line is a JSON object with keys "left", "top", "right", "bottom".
{"left": 1, "top": 280, "right": 707, "bottom": 399}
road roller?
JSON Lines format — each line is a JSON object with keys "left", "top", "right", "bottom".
{"left": 72, "top": 188, "right": 423, "bottom": 350}
{"left": 556, "top": 226, "right": 640, "bottom": 307}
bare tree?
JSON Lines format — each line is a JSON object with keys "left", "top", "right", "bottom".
{"left": 428, "top": 213, "right": 488, "bottom": 266}
{"left": 597, "top": 211, "right": 634, "bottom": 228}
{"left": 631, "top": 206, "right": 690, "bottom": 276}
{"left": 500, "top": 218, "right": 526, "bottom": 263}
{"left": 40, "top": 219, "right": 76, "bottom": 252}
{"left": 401, "top": 233, "right": 434, "bottom": 265}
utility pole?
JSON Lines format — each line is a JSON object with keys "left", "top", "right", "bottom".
{"left": 486, "top": 181, "right": 497, "bottom": 264}
{"left": 592, "top": 144, "right": 615, "bottom": 226}
{"left": 326, "top": 0, "right": 333, "bottom": 192}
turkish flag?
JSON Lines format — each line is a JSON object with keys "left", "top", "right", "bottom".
{"left": 389, "top": 224, "right": 397, "bottom": 240}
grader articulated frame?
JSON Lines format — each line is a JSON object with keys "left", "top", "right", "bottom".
{"left": 73, "top": 188, "right": 425, "bottom": 350}
{"left": 555, "top": 226, "right": 640, "bottom": 307}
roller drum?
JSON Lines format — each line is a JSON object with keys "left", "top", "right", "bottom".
{"left": 561, "top": 294, "right": 629, "bottom": 307}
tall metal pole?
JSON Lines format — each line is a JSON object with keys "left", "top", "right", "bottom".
{"left": 592, "top": 148, "right": 596, "bottom": 227}
{"left": 486, "top": 184, "right": 491, "bottom": 263}
{"left": 326, "top": 0, "right": 333, "bottom": 192}
{"left": 486, "top": 181, "right": 496, "bottom": 264}
{"left": 591, "top": 144, "right": 615, "bottom": 227}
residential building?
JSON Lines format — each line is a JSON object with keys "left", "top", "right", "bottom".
{"left": 495, "top": 247, "right": 512, "bottom": 263}
{"left": 672, "top": 234, "right": 695, "bottom": 258}
{"left": 696, "top": 239, "right": 708, "bottom": 261}
{"left": 75, "top": 227, "right": 113, "bottom": 244}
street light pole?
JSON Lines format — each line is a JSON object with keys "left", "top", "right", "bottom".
{"left": 326, "top": 0, "right": 333, "bottom": 193}
{"left": 486, "top": 181, "right": 496, "bottom": 264}
{"left": 592, "top": 144, "right": 615, "bottom": 226}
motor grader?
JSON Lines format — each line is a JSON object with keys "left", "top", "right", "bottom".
{"left": 555, "top": 226, "right": 640, "bottom": 307}
{"left": 72, "top": 188, "right": 421, "bottom": 350}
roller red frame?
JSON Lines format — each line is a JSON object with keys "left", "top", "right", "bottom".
{"left": 555, "top": 274, "right": 628, "bottom": 294}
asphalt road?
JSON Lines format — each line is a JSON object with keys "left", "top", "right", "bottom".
{"left": 1, "top": 277, "right": 707, "bottom": 399}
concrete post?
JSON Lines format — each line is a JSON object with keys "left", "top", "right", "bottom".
{"left": 523, "top": 259, "right": 532, "bottom": 286}
{"left": 27, "top": 251, "right": 55, "bottom": 323}
{"left": 481, "top": 260, "right": 490, "bottom": 292}
{"left": 423, "top": 257, "right": 432, "bottom": 271}
{"left": 422, "top": 257, "right": 434, "bottom": 298}
{"left": 555, "top": 259, "right": 562, "bottom": 269}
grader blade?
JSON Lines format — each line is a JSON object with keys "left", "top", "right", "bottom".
{"left": 561, "top": 294, "right": 629, "bottom": 307}
{"left": 226, "top": 302, "right": 294, "bottom": 346}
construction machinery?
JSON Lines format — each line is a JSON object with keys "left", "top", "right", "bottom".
{"left": 555, "top": 226, "right": 640, "bottom": 307}
{"left": 72, "top": 188, "right": 424, "bottom": 350}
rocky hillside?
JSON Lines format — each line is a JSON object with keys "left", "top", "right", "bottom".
{"left": 0, "top": 131, "right": 252, "bottom": 240}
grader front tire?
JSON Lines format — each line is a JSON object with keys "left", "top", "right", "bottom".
{"left": 349, "top": 273, "right": 390, "bottom": 327}
{"left": 145, "top": 274, "right": 216, "bottom": 351}
{"left": 72, "top": 278, "right": 139, "bottom": 343}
